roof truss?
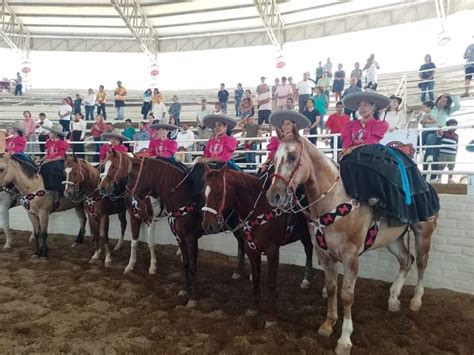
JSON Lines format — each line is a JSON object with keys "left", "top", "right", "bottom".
{"left": 253, "top": 0, "right": 284, "bottom": 52}
{"left": 0, "top": 0, "right": 31, "bottom": 61}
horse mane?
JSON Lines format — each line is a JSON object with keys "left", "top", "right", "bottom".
{"left": 11, "top": 154, "right": 38, "bottom": 179}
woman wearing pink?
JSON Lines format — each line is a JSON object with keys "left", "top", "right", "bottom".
{"left": 148, "top": 123, "right": 178, "bottom": 159}
{"left": 22, "top": 110, "right": 36, "bottom": 151}
{"left": 6, "top": 124, "right": 27, "bottom": 154}
{"left": 99, "top": 131, "right": 129, "bottom": 162}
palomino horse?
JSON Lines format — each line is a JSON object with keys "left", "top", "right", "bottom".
{"left": 98, "top": 151, "right": 247, "bottom": 307}
{"left": 63, "top": 156, "right": 127, "bottom": 267}
{"left": 202, "top": 164, "right": 315, "bottom": 324}
{"left": 266, "top": 132, "right": 438, "bottom": 354}
{"left": 0, "top": 154, "right": 87, "bottom": 258}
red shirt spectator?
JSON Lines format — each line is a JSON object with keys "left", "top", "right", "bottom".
{"left": 325, "top": 112, "right": 351, "bottom": 134}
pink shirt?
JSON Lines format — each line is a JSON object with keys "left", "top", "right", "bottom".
{"left": 341, "top": 118, "right": 389, "bottom": 149}
{"left": 267, "top": 136, "right": 280, "bottom": 161}
{"left": 23, "top": 118, "right": 36, "bottom": 138}
{"left": 148, "top": 138, "right": 177, "bottom": 158}
{"left": 276, "top": 84, "right": 293, "bottom": 107}
{"left": 204, "top": 134, "right": 237, "bottom": 162}
{"left": 45, "top": 138, "right": 68, "bottom": 159}
{"left": 6, "top": 135, "right": 27, "bottom": 153}
{"left": 99, "top": 143, "right": 128, "bottom": 162}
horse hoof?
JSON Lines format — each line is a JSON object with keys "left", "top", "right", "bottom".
{"left": 3, "top": 245, "right": 12, "bottom": 251}
{"left": 317, "top": 325, "right": 333, "bottom": 337}
{"left": 249, "top": 274, "right": 253, "bottom": 282}
{"left": 148, "top": 267, "right": 157, "bottom": 275}
{"left": 245, "top": 309, "right": 259, "bottom": 317}
{"left": 186, "top": 299, "right": 198, "bottom": 308}
{"left": 39, "top": 256, "right": 49, "bottom": 261}
{"left": 123, "top": 266, "right": 134, "bottom": 274}
{"left": 300, "top": 279, "right": 310, "bottom": 289}
{"left": 175, "top": 248, "right": 182, "bottom": 257}
{"left": 231, "top": 273, "right": 241, "bottom": 280}
{"left": 113, "top": 244, "right": 122, "bottom": 251}
{"left": 409, "top": 299, "right": 422, "bottom": 312}
{"left": 265, "top": 320, "right": 278, "bottom": 328}
{"left": 70, "top": 243, "right": 77, "bottom": 248}
{"left": 177, "top": 290, "right": 188, "bottom": 297}
{"left": 104, "top": 261, "right": 112, "bottom": 268}
{"left": 388, "top": 300, "right": 401, "bottom": 312}
{"left": 29, "top": 235, "right": 35, "bottom": 243}
{"left": 89, "top": 258, "right": 100, "bottom": 264}
{"left": 31, "top": 254, "right": 39, "bottom": 259}
{"left": 335, "top": 342, "right": 352, "bottom": 355}
{"left": 321, "top": 287, "right": 328, "bottom": 299}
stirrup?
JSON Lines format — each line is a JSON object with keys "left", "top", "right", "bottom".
{"left": 368, "top": 198, "right": 379, "bottom": 207}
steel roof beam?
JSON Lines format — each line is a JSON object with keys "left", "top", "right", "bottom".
{"left": 253, "top": 0, "right": 285, "bottom": 52}
{"left": 110, "top": 0, "right": 159, "bottom": 63}
{"left": 0, "top": 0, "right": 32, "bottom": 61}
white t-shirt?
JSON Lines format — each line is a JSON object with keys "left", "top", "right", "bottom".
{"left": 384, "top": 110, "right": 405, "bottom": 130}
{"left": 296, "top": 80, "right": 313, "bottom": 95}
{"left": 177, "top": 130, "right": 195, "bottom": 149}
{"left": 35, "top": 118, "right": 53, "bottom": 135}
{"left": 59, "top": 104, "right": 72, "bottom": 120}
{"left": 85, "top": 94, "right": 96, "bottom": 106}
{"left": 258, "top": 91, "right": 272, "bottom": 111}
{"left": 366, "top": 61, "right": 379, "bottom": 84}
{"left": 71, "top": 119, "right": 88, "bottom": 139}
{"left": 152, "top": 102, "right": 166, "bottom": 119}
{"left": 196, "top": 109, "right": 211, "bottom": 125}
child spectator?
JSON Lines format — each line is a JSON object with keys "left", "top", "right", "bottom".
{"left": 239, "top": 116, "right": 261, "bottom": 169}
{"left": 437, "top": 119, "right": 458, "bottom": 183}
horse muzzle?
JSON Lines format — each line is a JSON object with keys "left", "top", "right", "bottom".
{"left": 266, "top": 188, "right": 290, "bottom": 208}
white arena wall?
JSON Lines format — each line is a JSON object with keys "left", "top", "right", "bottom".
{"left": 7, "top": 194, "right": 474, "bottom": 295}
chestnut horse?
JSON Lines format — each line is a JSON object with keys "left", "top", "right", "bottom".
{"left": 63, "top": 156, "right": 127, "bottom": 267}
{"left": 202, "top": 164, "right": 315, "bottom": 325}
{"left": 98, "top": 151, "right": 247, "bottom": 307}
{"left": 0, "top": 153, "right": 87, "bottom": 258}
{"left": 266, "top": 132, "right": 438, "bottom": 354}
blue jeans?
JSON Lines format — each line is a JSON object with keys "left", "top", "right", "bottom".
{"left": 97, "top": 103, "right": 106, "bottom": 119}
{"left": 85, "top": 105, "right": 95, "bottom": 121}
{"left": 245, "top": 143, "right": 256, "bottom": 169}
{"left": 422, "top": 132, "right": 439, "bottom": 180}
{"left": 220, "top": 101, "right": 228, "bottom": 114}
{"left": 115, "top": 106, "right": 125, "bottom": 120}
{"left": 419, "top": 80, "right": 435, "bottom": 102}
{"left": 235, "top": 99, "right": 241, "bottom": 117}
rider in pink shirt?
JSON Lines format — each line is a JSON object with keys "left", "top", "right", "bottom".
{"left": 99, "top": 131, "right": 129, "bottom": 162}
{"left": 5, "top": 125, "right": 27, "bottom": 154}
{"left": 148, "top": 123, "right": 178, "bottom": 159}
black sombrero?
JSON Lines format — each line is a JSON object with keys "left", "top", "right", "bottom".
{"left": 101, "top": 130, "right": 129, "bottom": 142}
{"left": 269, "top": 110, "right": 311, "bottom": 130}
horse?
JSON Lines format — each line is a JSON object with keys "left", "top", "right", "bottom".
{"left": 63, "top": 156, "right": 127, "bottom": 267}
{"left": 266, "top": 131, "right": 438, "bottom": 354}
{"left": 0, "top": 153, "right": 87, "bottom": 259}
{"left": 202, "top": 164, "right": 315, "bottom": 325}
{"left": 98, "top": 151, "right": 247, "bottom": 307}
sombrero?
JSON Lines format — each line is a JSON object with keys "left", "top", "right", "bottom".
{"left": 101, "top": 130, "right": 129, "bottom": 142}
{"left": 202, "top": 114, "right": 237, "bottom": 131}
{"left": 343, "top": 90, "right": 391, "bottom": 111}
{"left": 150, "top": 123, "right": 178, "bottom": 131}
{"left": 9, "top": 123, "right": 25, "bottom": 133}
{"left": 43, "top": 123, "right": 67, "bottom": 136}
{"left": 269, "top": 110, "right": 310, "bottom": 130}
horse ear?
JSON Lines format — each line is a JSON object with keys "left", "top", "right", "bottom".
{"left": 72, "top": 155, "right": 78, "bottom": 162}
{"left": 221, "top": 162, "right": 229, "bottom": 173}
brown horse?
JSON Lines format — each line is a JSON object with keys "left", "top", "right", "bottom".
{"left": 202, "top": 164, "right": 315, "bottom": 325}
{"left": 98, "top": 151, "right": 247, "bottom": 307}
{"left": 0, "top": 153, "right": 87, "bottom": 258}
{"left": 266, "top": 131, "right": 438, "bottom": 354}
{"left": 63, "top": 156, "right": 127, "bottom": 267}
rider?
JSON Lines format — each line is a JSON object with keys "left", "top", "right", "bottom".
{"left": 99, "top": 130, "right": 129, "bottom": 163}
{"left": 5, "top": 124, "right": 27, "bottom": 154}
{"left": 340, "top": 90, "right": 439, "bottom": 224}
{"left": 148, "top": 123, "right": 178, "bottom": 159}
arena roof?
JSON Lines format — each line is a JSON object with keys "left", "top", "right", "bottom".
{"left": 1, "top": 0, "right": 473, "bottom": 62}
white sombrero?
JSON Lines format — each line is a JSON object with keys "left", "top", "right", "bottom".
{"left": 150, "top": 123, "right": 178, "bottom": 131}
{"left": 269, "top": 110, "right": 311, "bottom": 130}
{"left": 342, "top": 90, "right": 391, "bottom": 111}
{"left": 43, "top": 123, "right": 67, "bottom": 136}
{"left": 101, "top": 130, "right": 129, "bottom": 142}
{"left": 202, "top": 114, "right": 237, "bottom": 131}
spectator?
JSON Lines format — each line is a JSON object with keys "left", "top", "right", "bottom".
{"left": 58, "top": 98, "right": 72, "bottom": 137}
{"left": 382, "top": 95, "right": 405, "bottom": 132}
{"left": 288, "top": 76, "right": 297, "bottom": 102}
{"left": 342, "top": 77, "right": 362, "bottom": 119}
{"left": 363, "top": 54, "right": 379, "bottom": 90}
{"left": 324, "top": 101, "right": 350, "bottom": 151}
{"left": 22, "top": 110, "right": 36, "bottom": 150}
{"left": 271, "top": 77, "right": 280, "bottom": 111}
{"left": 196, "top": 98, "right": 212, "bottom": 148}
{"left": 418, "top": 54, "right": 436, "bottom": 102}
{"left": 257, "top": 83, "right": 272, "bottom": 130}
{"left": 141, "top": 89, "right": 152, "bottom": 120}
{"left": 240, "top": 95, "right": 253, "bottom": 119}
{"left": 239, "top": 116, "right": 261, "bottom": 169}
{"left": 84, "top": 88, "right": 96, "bottom": 121}
{"left": 285, "top": 97, "right": 295, "bottom": 110}
{"left": 66, "top": 96, "right": 74, "bottom": 112}
{"left": 70, "top": 112, "right": 87, "bottom": 159}
{"left": 256, "top": 76, "right": 266, "bottom": 95}
{"left": 315, "top": 61, "right": 323, "bottom": 83}
{"left": 462, "top": 42, "right": 474, "bottom": 97}
{"left": 323, "top": 57, "right": 333, "bottom": 78}
{"left": 91, "top": 114, "right": 107, "bottom": 162}
{"left": 313, "top": 86, "right": 328, "bottom": 131}
{"left": 213, "top": 102, "right": 222, "bottom": 115}
{"left": 152, "top": 94, "right": 166, "bottom": 121}
{"left": 114, "top": 81, "right": 127, "bottom": 120}
{"left": 276, "top": 76, "right": 293, "bottom": 110}
{"left": 317, "top": 71, "right": 332, "bottom": 103}
{"left": 417, "top": 100, "right": 436, "bottom": 149}
{"left": 96, "top": 85, "right": 107, "bottom": 119}
{"left": 303, "top": 98, "right": 320, "bottom": 145}
{"left": 350, "top": 62, "right": 363, "bottom": 88}
{"left": 122, "top": 118, "right": 136, "bottom": 141}
{"left": 176, "top": 122, "right": 195, "bottom": 163}
{"left": 14, "top": 72, "right": 23, "bottom": 96}
{"left": 73, "top": 94, "right": 82, "bottom": 115}
{"left": 437, "top": 119, "right": 458, "bottom": 183}
{"left": 168, "top": 95, "right": 182, "bottom": 124}
{"left": 146, "top": 113, "right": 155, "bottom": 125}
{"left": 168, "top": 117, "right": 179, "bottom": 140}
{"left": 105, "top": 122, "right": 114, "bottom": 133}
{"left": 296, "top": 72, "right": 314, "bottom": 114}
{"left": 152, "top": 88, "right": 165, "bottom": 103}
{"left": 234, "top": 83, "right": 244, "bottom": 117}
{"left": 133, "top": 121, "right": 151, "bottom": 141}
{"left": 217, "top": 83, "right": 229, "bottom": 114}
{"left": 36, "top": 112, "right": 52, "bottom": 154}
{"left": 332, "top": 63, "right": 346, "bottom": 102}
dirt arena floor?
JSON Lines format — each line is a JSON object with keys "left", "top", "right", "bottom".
{"left": 0, "top": 231, "right": 473, "bottom": 354}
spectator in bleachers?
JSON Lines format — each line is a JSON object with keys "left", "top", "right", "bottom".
{"left": 91, "top": 114, "right": 107, "bottom": 162}
{"left": 36, "top": 112, "right": 52, "bottom": 154}
{"left": 350, "top": 62, "right": 363, "bottom": 88}
{"left": 285, "top": 97, "right": 295, "bottom": 110}
{"left": 342, "top": 77, "right": 362, "bottom": 119}
{"left": 288, "top": 76, "right": 297, "bottom": 102}
{"left": 437, "top": 119, "right": 458, "bottom": 183}
{"left": 315, "top": 61, "right": 323, "bottom": 83}
{"left": 382, "top": 95, "right": 405, "bottom": 132}
{"left": 363, "top": 54, "right": 379, "bottom": 90}
{"left": 96, "top": 85, "right": 107, "bottom": 119}
{"left": 213, "top": 102, "right": 222, "bottom": 115}
{"left": 332, "top": 63, "right": 346, "bottom": 102}
{"left": 234, "top": 83, "right": 244, "bottom": 117}
{"left": 58, "top": 98, "right": 72, "bottom": 137}
{"left": 22, "top": 110, "right": 36, "bottom": 152}
{"left": 105, "top": 122, "right": 114, "bottom": 133}
{"left": 276, "top": 76, "right": 293, "bottom": 110}
{"left": 257, "top": 83, "right": 271, "bottom": 128}
{"left": 296, "top": 72, "right": 314, "bottom": 114}
{"left": 240, "top": 95, "right": 253, "bottom": 119}
{"left": 418, "top": 54, "right": 436, "bottom": 102}
{"left": 85, "top": 88, "right": 96, "bottom": 121}
{"left": 14, "top": 72, "right": 23, "bottom": 96}
{"left": 462, "top": 42, "right": 474, "bottom": 97}
{"left": 168, "top": 95, "right": 182, "bottom": 124}
{"left": 141, "top": 89, "right": 152, "bottom": 120}
{"left": 70, "top": 112, "right": 87, "bottom": 159}
{"left": 133, "top": 121, "right": 151, "bottom": 141}
{"left": 239, "top": 115, "right": 261, "bottom": 169}
{"left": 313, "top": 86, "right": 328, "bottom": 131}
{"left": 217, "top": 83, "right": 229, "bottom": 114}
{"left": 317, "top": 71, "right": 332, "bottom": 103}
{"left": 176, "top": 122, "right": 195, "bottom": 163}
{"left": 168, "top": 117, "right": 179, "bottom": 140}
{"left": 417, "top": 100, "right": 437, "bottom": 158}
{"left": 324, "top": 101, "right": 350, "bottom": 151}
{"left": 196, "top": 98, "right": 212, "bottom": 149}
{"left": 152, "top": 94, "right": 166, "bottom": 122}
{"left": 114, "top": 81, "right": 127, "bottom": 120}
{"left": 122, "top": 118, "right": 136, "bottom": 141}
{"left": 73, "top": 94, "right": 82, "bottom": 115}
{"left": 323, "top": 57, "right": 333, "bottom": 78}
{"left": 303, "top": 98, "right": 320, "bottom": 145}
{"left": 256, "top": 76, "right": 266, "bottom": 95}
{"left": 271, "top": 77, "right": 280, "bottom": 111}
{"left": 152, "top": 88, "right": 165, "bottom": 103}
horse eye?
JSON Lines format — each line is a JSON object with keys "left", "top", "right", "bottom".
{"left": 288, "top": 155, "right": 296, "bottom": 163}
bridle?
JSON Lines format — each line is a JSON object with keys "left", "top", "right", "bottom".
{"left": 202, "top": 169, "right": 228, "bottom": 226}
{"left": 272, "top": 140, "right": 305, "bottom": 195}
{"left": 99, "top": 153, "right": 127, "bottom": 200}
{"left": 125, "top": 157, "right": 155, "bottom": 221}
{"left": 62, "top": 159, "right": 87, "bottom": 202}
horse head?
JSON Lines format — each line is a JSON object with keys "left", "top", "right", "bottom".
{"left": 98, "top": 150, "right": 130, "bottom": 197}
{"left": 1, "top": 153, "right": 20, "bottom": 187}
{"left": 202, "top": 163, "right": 230, "bottom": 234}
{"left": 63, "top": 156, "right": 86, "bottom": 201}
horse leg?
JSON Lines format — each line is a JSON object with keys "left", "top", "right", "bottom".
{"left": 72, "top": 206, "right": 87, "bottom": 247}
{"left": 177, "top": 238, "right": 191, "bottom": 298}
{"left": 88, "top": 216, "right": 101, "bottom": 264}
{"left": 0, "top": 204, "right": 12, "bottom": 250}
{"left": 124, "top": 214, "right": 141, "bottom": 274}
{"left": 38, "top": 211, "right": 50, "bottom": 259}
{"left": 27, "top": 213, "right": 41, "bottom": 257}
{"left": 245, "top": 247, "right": 261, "bottom": 317}
{"left": 185, "top": 235, "right": 199, "bottom": 308}
{"left": 410, "top": 222, "right": 434, "bottom": 312}
{"left": 300, "top": 232, "right": 314, "bottom": 289}
{"left": 264, "top": 244, "right": 280, "bottom": 328}
{"left": 101, "top": 214, "right": 112, "bottom": 268}
{"left": 114, "top": 210, "right": 127, "bottom": 251}
{"left": 317, "top": 249, "right": 339, "bottom": 337}
{"left": 386, "top": 233, "right": 413, "bottom": 312}
{"left": 147, "top": 220, "right": 157, "bottom": 274}
{"left": 335, "top": 251, "right": 359, "bottom": 355}
{"left": 232, "top": 230, "right": 246, "bottom": 279}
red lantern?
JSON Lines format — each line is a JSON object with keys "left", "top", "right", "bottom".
{"left": 22, "top": 67, "right": 31, "bottom": 74}
{"left": 150, "top": 69, "right": 159, "bottom": 76}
